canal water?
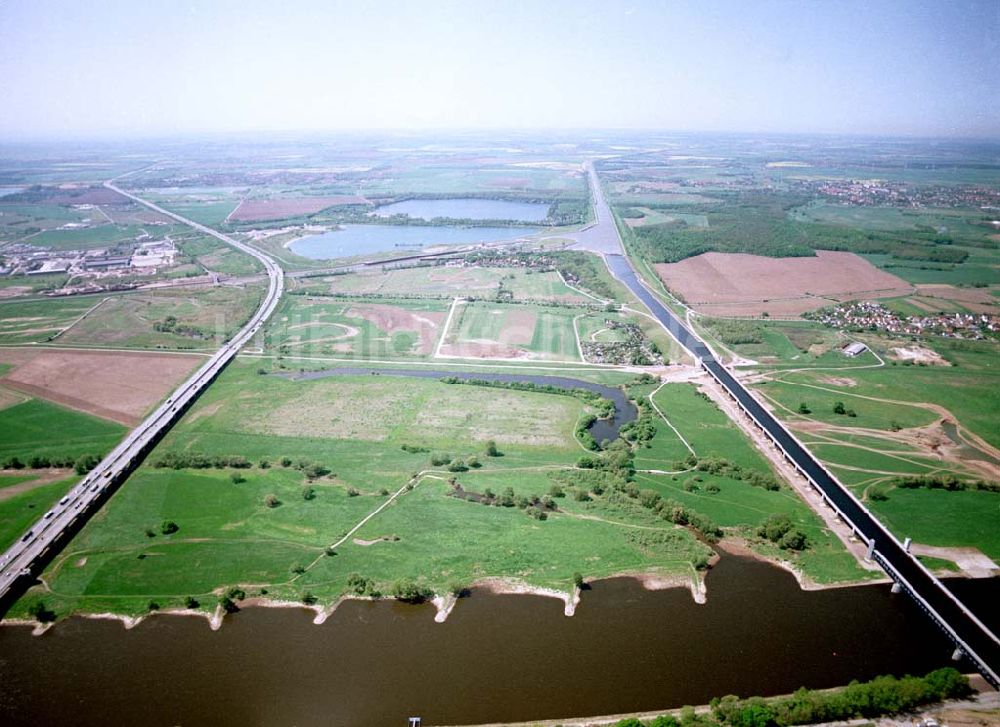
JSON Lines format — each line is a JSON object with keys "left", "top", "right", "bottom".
{"left": 289, "top": 223, "right": 538, "bottom": 260}
{"left": 372, "top": 198, "right": 551, "bottom": 222}
{"left": 1, "top": 554, "right": 992, "bottom": 727}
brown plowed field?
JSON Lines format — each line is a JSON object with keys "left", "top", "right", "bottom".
{"left": 915, "top": 284, "right": 1000, "bottom": 314}
{"left": 229, "top": 196, "right": 368, "bottom": 222}
{"left": 654, "top": 250, "right": 912, "bottom": 317}
{"left": 0, "top": 349, "right": 203, "bottom": 425}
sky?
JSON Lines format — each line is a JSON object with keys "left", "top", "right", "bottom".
{"left": 0, "top": 0, "right": 997, "bottom": 139}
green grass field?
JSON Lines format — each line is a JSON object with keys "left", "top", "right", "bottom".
{"left": 0, "top": 296, "right": 98, "bottom": 343}
{"left": 0, "top": 398, "right": 126, "bottom": 463}
{"left": 14, "top": 363, "right": 723, "bottom": 618}
{"left": 869, "top": 488, "right": 1000, "bottom": 559}
{"left": 442, "top": 301, "right": 581, "bottom": 361}
{"left": 0, "top": 474, "right": 79, "bottom": 551}
{"left": 26, "top": 224, "right": 150, "bottom": 251}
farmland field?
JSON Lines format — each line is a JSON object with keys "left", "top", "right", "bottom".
{"left": 57, "top": 286, "right": 266, "bottom": 350}
{"left": 653, "top": 251, "right": 913, "bottom": 317}
{"left": 268, "top": 296, "right": 449, "bottom": 358}
{"left": 0, "top": 296, "right": 97, "bottom": 343}
{"left": 0, "top": 349, "right": 202, "bottom": 425}
{"left": 439, "top": 301, "right": 581, "bottom": 361}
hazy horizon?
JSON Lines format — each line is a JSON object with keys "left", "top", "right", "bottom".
{"left": 1, "top": 0, "right": 998, "bottom": 140}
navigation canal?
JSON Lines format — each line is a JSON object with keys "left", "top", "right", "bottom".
{"left": 1, "top": 554, "right": 994, "bottom": 727}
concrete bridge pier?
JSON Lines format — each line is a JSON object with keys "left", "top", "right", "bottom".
{"left": 952, "top": 647, "right": 964, "bottom": 661}
{"left": 891, "top": 581, "right": 902, "bottom": 594}
{"left": 866, "top": 541, "right": 875, "bottom": 562}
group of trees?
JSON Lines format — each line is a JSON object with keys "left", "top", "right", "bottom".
{"left": 154, "top": 452, "right": 253, "bottom": 470}
{"left": 693, "top": 456, "right": 781, "bottom": 492}
{"left": 1, "top": 452, "right": 104, "bottom": 473}
{"left": 893, "top": 474, "right": 999, "bottom": 494}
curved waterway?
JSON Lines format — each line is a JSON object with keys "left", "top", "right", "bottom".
{"left": 281, "top": 366, "right": 637, "bottom": 443}
{"left": 1, "top": 555, "right": 994, "bottom": 727}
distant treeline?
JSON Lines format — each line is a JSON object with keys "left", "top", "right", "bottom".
{"left": 622, "top": 190, "right": 979, "bottom": 264}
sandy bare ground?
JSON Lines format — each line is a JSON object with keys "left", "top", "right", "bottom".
{"left": 0, "top": 348, "right": 203, "bottom": 425}
{"left": 0, "top": 468, "right": 73, "bottom": 501}
{"left": 909, "top": 544, "right": 998, "bottom": 578}
{"left": 654, "top": 251, "right": 913, "bottom": 317}
{"left": 229, "top": 196, "right": 368, "bottom": 222}
{"left": 345, "top": 303, "right": 444, "bottom": 355}
{"left": 890, "top": 345, "right": 950, "bottom": 365}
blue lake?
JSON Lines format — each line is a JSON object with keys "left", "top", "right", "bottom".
{"left": 373, "top": 198, "right": 550, "bottom": 222}
{"left": 289, "top": 223, "right": 538, "bottom": 260}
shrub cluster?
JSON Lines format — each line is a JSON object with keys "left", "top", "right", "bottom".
{"left": 153, "top": 453, "right": 252, "bottom": 470}
{"left": 756, "top": 514, "right": 808, "bottom": 551}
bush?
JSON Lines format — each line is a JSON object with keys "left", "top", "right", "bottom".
{"left": 391, "top": 577, "right": 433, "bottom": 603}
{"left": 430, "top": 453, "right": 452, "bottom": 466}
{"left": 184, "top": 596, "right": 200, "bottom": 609}
{"left": 230, "top": 471, "right": 245, "bottom": 484}
{"left": 302, "top": 487, "right": 316, "bottom": 501}
{"left": 160, "top": 520, "right": 179, "bottom": 535}
{"left": 346, "top": 487, "right": 360, "bottom": 497}
{"left": 264, "top": 494, "right": 280, "bottom": 508}
{"left": 74, "top": 453, "right": 100, "bottom": 475}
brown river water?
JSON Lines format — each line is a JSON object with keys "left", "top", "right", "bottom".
{"left": 0, "top": 554, "right": 994, "bottom": 727}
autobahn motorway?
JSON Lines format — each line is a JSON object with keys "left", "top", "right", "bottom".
{"left": 0, "top": 178, "right": 285, "bottom": 605}
{"left": 582, "top": 166, "right": 1000, "bottom": 686}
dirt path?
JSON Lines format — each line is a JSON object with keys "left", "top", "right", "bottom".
{"left": 0, "top": 468, "right": 73, "bottom": 501}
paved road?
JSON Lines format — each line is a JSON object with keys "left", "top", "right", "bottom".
{"left": 587, "top": 164, "right": 999, "bottom": 686}
{"left": 0, "top": 179, "right": 285, "bottom": 605}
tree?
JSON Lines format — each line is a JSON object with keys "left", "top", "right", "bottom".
{"left": 346, "top": 487, "right": 360, "bottom": 497}
{"left": 280, "top": 456, "right": 292, "bottom": 467}
{"left": 302, "top": 487, "right": 316, "bottom": 501}
{"left": 572, "top": 571, "right": 585, "bottom": 588}
{"left": 264, "top": 494, "right": 280, "bottom": 508}
{"left": 259, "top": 459, "right": 270, "bottom": 469}
{"left": 485, "top": 440, "right": 501, "bottom": 457}
{"left": 147, "top": 600, "right": 160, "bottom": 611}
{"left": 27, "top": 600, "right": 56, "bottom": 623}
{"left": 302, "top": 592, "right": 317, "bottom": 605}
{"left": 833, "top": 401, "right": 847, "bottom": 415}
{"left": 219, "top": 596, "right": 240, "bottom": 614}
{"left": 797, "top": 402, "right": 811, "bottom": 415}
{"left": 229, "top": 471, "right": 245, "bottom": 484}
{"left": 160, "top": 520, "right": 179, "bottom": 535}
{"left": 184, "top": 596, "right": 200, "bottom": 609}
